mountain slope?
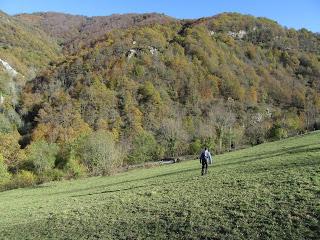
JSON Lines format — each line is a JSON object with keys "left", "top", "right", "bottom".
{"left": 0, "top": 11, "right": 61, "bottom": 133}
{"left": 0, "top": 131, "right": 319, "bottom": 239}
{"left": 0, "top": 11, "right": 319, "bottom": 194}
{"left": 0, "top": 11, "right": 61, "bottom": 78}
{"left": 21, "top": 13, "right": 320, "bottom": 150}
{"left": 16, "top": 12, "right": 176, "bottom": 52}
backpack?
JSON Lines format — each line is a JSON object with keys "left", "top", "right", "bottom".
{"left": 200, "top": 151, "right": 206, "bottom": 161}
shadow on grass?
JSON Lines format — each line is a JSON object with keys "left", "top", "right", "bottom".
{"left": 216, "top": 145, "right": 320, "bottom": 169}
{"left": 71, "top": 170, "right": 200, "bottom": 197}
{"left": 236, "top": 143, "right": 320, "bottom": 161}
{"left": 49, "top": 167, "right": 200, "bottom": 197}
{"left": 240, "top": 160, "right": 320, "bottom": 175}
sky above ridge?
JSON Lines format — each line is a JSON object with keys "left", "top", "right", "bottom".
{"left": 0, "top": 0, "right": 319, "bottom": 32}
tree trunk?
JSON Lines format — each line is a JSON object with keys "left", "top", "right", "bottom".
{"left": 219, "top": 129, "right": 223, "bottom": 154}
{"left": 229, "top": 127, "right": 232, "bottom": 151}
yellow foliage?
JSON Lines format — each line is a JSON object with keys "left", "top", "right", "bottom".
{"left": 0, "top": 131, "right": 25, "bottom": 166}
{"left": 247, "top": 87, "right": 258, "bottom": 104}
{"left": 32, "top": 117, "right": 92, "bottom": 144}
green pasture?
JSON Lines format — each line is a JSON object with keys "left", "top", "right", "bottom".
{"left": 0, "top": 132, "right": 319, "bottom": 239}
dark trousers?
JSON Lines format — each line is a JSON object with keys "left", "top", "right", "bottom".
{"left": 201, "top": 160, "right": 208, "bottom": 175}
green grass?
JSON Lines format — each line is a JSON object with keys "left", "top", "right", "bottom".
{"left": 1, "top": 132, "right": 320, "bottom": 239}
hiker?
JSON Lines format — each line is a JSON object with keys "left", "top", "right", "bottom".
{"left": 199, "top": 147, "right": 209, "bottom": 175}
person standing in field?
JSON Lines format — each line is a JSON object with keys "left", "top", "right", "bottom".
{"left": 199, "top": 147, "right": 209, "bottom": 175}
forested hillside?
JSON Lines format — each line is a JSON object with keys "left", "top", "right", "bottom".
{"left": 0, "top": 11, "right": 61, "bottom": 174}
{"left": 16, "top": 12, "right": 176, "bottom": 53}
{"left": 1, "top": 12, "right": 320, "bottom": 190}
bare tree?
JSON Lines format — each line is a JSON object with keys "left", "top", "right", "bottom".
{"left": 208, "top": 98, "right": 236, "bottom": 153}
{"left": 159, "top": 118, "right": 189, "bottom": 157}
{"left": 305, "top": 90, "right": 320, "bottom": 131}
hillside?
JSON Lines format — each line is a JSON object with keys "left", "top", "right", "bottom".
{"left": 21, "top": 13, "right": 320, "bottom": 150}
{"left": 0, "top": 11, "right": 61, "bottom": 139}
{"left": 16, "top": 12, "right": 176, "bottom": 52}
{"left": 0, "top": 11, "right": 61, "bottom": 78}
{"left": 0, "top": 131, "right": 319, "bottom": 239}
{"left": 0, "top": 11, "right": 319, "bottom": 191}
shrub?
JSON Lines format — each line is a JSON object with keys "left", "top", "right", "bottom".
{"left": 138, "top": 81, "right": 161, "bottom": 104}
{"left": 127, "top": 131, "right": 158, "bottom": 164}
{"left": 246, "top": 122, "right": 269, "bottom": 145}
{"left": 201, "top": 138, "right": 216, "bottom": 153}
{"left": 25, "top": 140, "right": 59, "bottom": 174}
{"left": 9, "top": 170, "right": 36, "bottom": 189}
{"left": 64, "top": 149, "right": 87, "bottom": 179}
{"left": 37, "top": 169, "right": 65, "bottom": 183}
{"left": 0, "top": 154, "right": 11, "bottom": 190}
{"left": 268, "top": 124, "right": 288, "bottom": 140}
{"left": 134, "top": 65, "right": 145, "bottom": 77}
{"left": 0, "top": 131, "right": 25, "bottom": 169}
{"left": 78, "top": 130, "right": 122, "bottom": 176}
{"left": 0, "top": 114, "right": 13, "bottom": 133}
{"left": 189, "top": 139, "right": 202, "bottom": 154}
{"left": 159, "top": 118, "right": 189, "bottom": 157}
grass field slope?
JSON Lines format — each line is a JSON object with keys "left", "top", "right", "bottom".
{"left": 0, "top": 132, "right": 319, "bottom": 239}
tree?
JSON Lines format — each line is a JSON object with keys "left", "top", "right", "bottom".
{"left": 209, "top": 99, "right": 236, "bottom": 153}
{"left": 0, "top": 131, "right": 25, "bottom": 169}
{"left": 268, "top": 123, "right": 288, "bottom": 140}
{"left": 247, "top": 87, "right": 258, "bottom": 105}
{"left": 245, "top": 108, "right": 272, "bottom": 145}
{"left": 158, "top": 118, "right": 189, "bottom": 157}
{"left": 0, "top": 114, "right": 13, "bottom": 133}
{"left": 25, "top": 140, "right": 59, "bottom": 174}
{"left": 138, "top": 81, "right": 162, "bottom": 105}
{"left": 0, "top": 154, "right": 11, "bottom": 188}
{"left": 77, "top": 130, "right": 121, "bottom": 176}
{"left": 305, "top": 90, "right": 320, "bottom": 131}
{"left": 62, "top": 144, "right": 87, "bottom": 179}
{"left": 127, "top": 131, "right": 158, "bottom": 164}
{"left": 10, "top": 170, "right": 36, "bottom": 188}
{"left": 189, "top": 139, "right": 202, "bottom": 155}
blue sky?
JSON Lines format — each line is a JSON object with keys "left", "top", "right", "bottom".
{"left": 0, "top": 0, "right": 319, "bottom": 32}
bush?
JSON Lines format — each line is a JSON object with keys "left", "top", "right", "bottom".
{"left": 0, "top": 154, "right": 11, "bottom": 190}
{"left": 127, "top": 131, "right": 158, "bottom": 164}
{"left": 268, "top": 124, "right": 288, "bottom": 140}
{"left": 0, "top": 114, "right": 13, "bottom": 133}
{"left": 201, "top": 138, "right": 216, "bottom": 153}
{"left": 37, "top": 169, "right": 65, "bottom": 183}
{"left": 65, "top": 158, "right": 87, "bottom": 179}
{"left": 78, "top": 130, "right": 122, "bottom": 176}
{"left": 64, "top": 149, "right": 87, "bottom": 179}
{"left": 159, "top": 118, "right": 189, "bottom": 157}
{"left": 189, "top": 139, "right": 202, "bottom": 154}
{"left": 9, "top": 170, "right": 36, "bottom": 189}
{"left": 25, "top": 140, "right": 59, "bottom": 174}
{"left": 0, "top": 131, "right": 25, "bottom": 169}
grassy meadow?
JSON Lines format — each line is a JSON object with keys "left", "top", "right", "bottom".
{"left": 0, "top": 132, "right": 319, "bottom": 239}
